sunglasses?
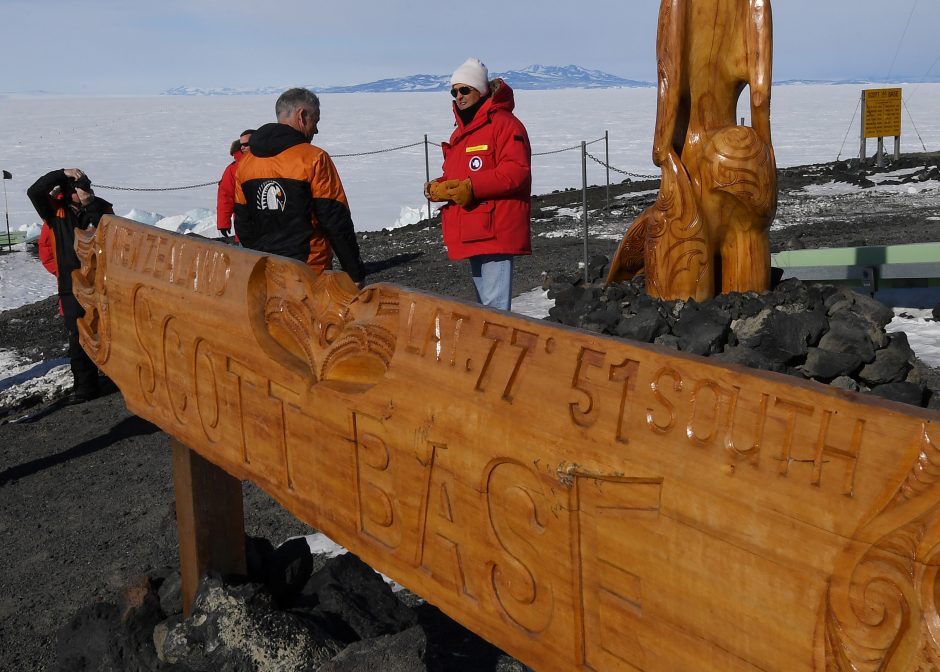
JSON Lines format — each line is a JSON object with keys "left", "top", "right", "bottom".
{"left": 450, "top": 86, "right": 474, "bottom": 98}
{"left": 240, "top": 142, "right": 250, "bottom": 148}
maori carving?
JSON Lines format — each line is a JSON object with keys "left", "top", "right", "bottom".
{"left": 72, "top": 216, "right": 940, "bottom": 672}
{"left": 73, "top": 216, "right": 112, "bottom": 365}
{"left": 607, "top": 0, "right": 777, "bottom": 301}
{"left": 256, "top": 256, "right": 398, "bottom": 386}
{"left": 821, "top": 423, "right": 940, "bottom": 671}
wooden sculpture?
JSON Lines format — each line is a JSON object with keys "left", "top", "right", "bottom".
{"left": 607, "top": 0, "right": 777, "bottom": 301}
{"left": 73, "top": 216, "right": 940, "bottom": 672}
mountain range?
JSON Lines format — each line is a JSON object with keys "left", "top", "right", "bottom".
{"left": 162, "top": 65, "right": 940, "bottom": 97}
{"left": 162, "top": 65, "right": 653, "bottom": 96}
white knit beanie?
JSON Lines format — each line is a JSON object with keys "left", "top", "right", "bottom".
{"left": 450, "top": 58, "right": 489, "bottom": 94}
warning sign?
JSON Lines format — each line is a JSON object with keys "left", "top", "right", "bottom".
{"left": 863, "top": 88, "right": 902, "bottom": 138}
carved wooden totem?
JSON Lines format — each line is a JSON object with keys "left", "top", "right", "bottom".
{"left": 607, "top": 0, "right": 776, "bottom": 301}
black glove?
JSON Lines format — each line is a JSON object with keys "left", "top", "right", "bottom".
{"left": 220, "top": 228, "right": 231, "bottom": 238}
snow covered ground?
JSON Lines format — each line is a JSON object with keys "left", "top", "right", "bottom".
{"left": 2, "top": 84, "right": 940, "bottom": 404}
{"left": 2, "top": 84, "right": 939, "bottom": 233}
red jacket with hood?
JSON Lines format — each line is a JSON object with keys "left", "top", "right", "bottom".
{"left": 438, "top": 79, "right": 532, "bottom": 261}
{"left": 217, "top": 149, "right": 245, "bottom": 232}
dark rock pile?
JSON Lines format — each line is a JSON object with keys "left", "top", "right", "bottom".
{"left": 546, "top": 256, "right": 940, "bottom": 409}
{"left": 56, "top": 537, "right": 530, "bottom": 672}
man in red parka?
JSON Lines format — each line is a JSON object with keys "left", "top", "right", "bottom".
{"left": 217, "top": 129, "right": 254, "bottom": 238}
{"left": 426, "top": 58, "right": 532, "bottom": 310}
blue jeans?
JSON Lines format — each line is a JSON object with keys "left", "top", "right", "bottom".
{"left": 469, "top": 254, "right": 514, "bottom": 310}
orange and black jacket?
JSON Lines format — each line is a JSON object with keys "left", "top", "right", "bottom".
{"left": 27, "top": 169, "right": 113, "bottom": 319}
{"left": 234, "top": 123, "right": 365, "bottom": 283}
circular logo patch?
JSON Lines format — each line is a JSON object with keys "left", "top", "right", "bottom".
{"left": 257, "top": 181, "right": 286, "bottom": 211}
{"left": 469, "top": 156, "right": 483, "bottom": 171}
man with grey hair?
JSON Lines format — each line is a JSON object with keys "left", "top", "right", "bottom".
{"left": 234, "top": 87, "right": 365, "bottom": 284}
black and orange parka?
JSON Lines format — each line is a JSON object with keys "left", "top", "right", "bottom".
{"left": 233, "top": 123, "right": 365, "bottom": 283}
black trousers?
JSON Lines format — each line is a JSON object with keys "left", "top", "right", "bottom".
{"left": 62, "top": 295, "right": 99, "bottom": 395}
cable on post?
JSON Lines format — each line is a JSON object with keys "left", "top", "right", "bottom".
{"left": 836, "top": 97, "right": 861, "bottom": 162}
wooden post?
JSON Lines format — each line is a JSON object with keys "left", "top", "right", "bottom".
{"left": 876, "top": 136, "right": 885, "bottom": 167}
{"left": 171, "top": 438, "right": 246, "bottom": 615}
{"left": 894, "top": 134, "right": 901, "bottom": 161}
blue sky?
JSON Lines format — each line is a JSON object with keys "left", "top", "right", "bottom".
{"left": 3, "top": 0, "right": 939, "bottom": 94}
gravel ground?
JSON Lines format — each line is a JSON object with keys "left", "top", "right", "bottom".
{"left": 1, "top": 153, "right": 939, "bottom": 670}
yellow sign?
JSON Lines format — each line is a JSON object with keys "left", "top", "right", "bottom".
{"left": 863, "top": 88, "right": 902, "bottom": 138}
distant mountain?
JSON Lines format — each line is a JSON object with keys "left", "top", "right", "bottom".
{"left": 162, "top": 65, "right": 654, "bottom": 96}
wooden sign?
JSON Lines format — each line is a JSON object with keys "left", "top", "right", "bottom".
{"left": 74, "top": 215, "right": 940, "bottom": 671}
{"left": 863, "top": 88, "right": 903, "bottom": 138}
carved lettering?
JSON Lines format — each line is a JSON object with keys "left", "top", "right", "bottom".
{"left": 723, "top": 388, "right": 768, "bottom": 467}
{"left": 228, "top": 359, "right": 290, "bottom": 484}
{"left": 647, "top": 367, "right": 682, "bottom": 435}
{"left": 484, "top": 460, "right": 554, "bottom": 635}
{"left": 113, "top": 224, "right": 143, "bottom": 271}
{"left": 404, "top": 302, "right": 471, "bottom": 366}
{"left": 268, "top": 381, "right": 305, "bottom": 491}
{"left": 132, "top": 286, "right": 159, "bottom": 408}
{"left": 688, "top": 378, "right": 722, "bottom": 447}
{"left": 774, "top": 396, "right": 815, "bottom": 476}
{"left": 569, "top": 347, "right": 606, "bottom": 428}
{"left": 475, "top": 322, "right": 538, "bottom": 401}
{"left": 812, "top": 411, "right": 864, "bottom": 496}
{"left": 352, "top": 412, "right": 402, "bottom": 550}
{"left": 475, "top": 322, "right": 509, "bottom": 393}
{"left": 577, "top": 473, "right": 662, "bottom": 670}
{"left": 416, "top": 442, "right": 479, "bottom": 601}
{"left": 193, "top": 338, "right": 223, "bottom": 444}
{"left": 610, "top": 358, "right": 641, "bottom": 444}
{"left": 163, "top": 316, "right": 189, "bottom": 424}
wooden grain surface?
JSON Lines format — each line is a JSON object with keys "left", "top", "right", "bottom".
{"left": 74, "top": 215, "right": 940, "bottom": 671}
{"left": 608, "top": 0, "right": 777, "bottom": 302}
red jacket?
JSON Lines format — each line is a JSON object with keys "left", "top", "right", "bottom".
{"left": 438, "top": 79, "right": 532, "bottom": 261}
{"left": 217, "top": 150, "right": 245, "bottom": 232}
{"left": 38, "top": 222, "right": 57, "bottom": 275}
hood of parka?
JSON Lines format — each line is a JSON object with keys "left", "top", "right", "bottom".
{"left": 451, "top": 78, "right": 516, "bottom": 132}
{"left": 247, "top": 122, "right": 310, "bottom": 158}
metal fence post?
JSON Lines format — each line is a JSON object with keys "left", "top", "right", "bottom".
{"left": 859, "top": 92, "right": 867, "bottom": 162}
{"left": 2, "top": 173, "right": 11, "bottom": 252}
{"left": 424, "top": 134, "right": 431, "bottom": 221}
{"left": 604, "top": 130, "right": 610, "bottom": 212}
{"left": 581, "top": 141, "right": 589, "bottom": 283}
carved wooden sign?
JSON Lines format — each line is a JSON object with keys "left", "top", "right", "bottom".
{"left": 74, "top": 215, "right": 940, "bottom": 671}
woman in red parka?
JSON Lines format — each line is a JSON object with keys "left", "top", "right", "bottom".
{"left": 427, "top": 58, "right": 532, "bottom": 310}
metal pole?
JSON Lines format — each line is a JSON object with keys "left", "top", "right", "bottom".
{"left": 581, "top": 141, "right": 589, "bottom": 283}
{"left": 2, "top": 174, "right": 11, "bottom": 252}
{"left": 876, "top": 137, "right": 884, "bottom": 168}
{"left": 859, "top": 92, "right": 867, "bottom": 162}
{"left": 424, "top": 134, "right": 431, "bottom": 222}
{"left": 894, "top": 135, "right": 900, "bottom": 161}
{"left": 604, "top": 130, "right": 610, "bottom": 212}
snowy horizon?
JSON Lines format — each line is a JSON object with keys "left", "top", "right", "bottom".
{"left": 2, "top": 84, "right": 939, "bottom": 239}
{"left": 2, "top": 84, "right": 940, "bottom": 393}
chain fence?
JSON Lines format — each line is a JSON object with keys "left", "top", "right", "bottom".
{"left": 90, "top": 132, "right": 657, "bottom": 192}
{"left": 585, "top": 150, "right": 658, "bottom": 180}
{"left": 94, "top": 181, "right": 219, "bottom": 192}
{"left": 84, "top": 131, "right": 664, "bottom": 284}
